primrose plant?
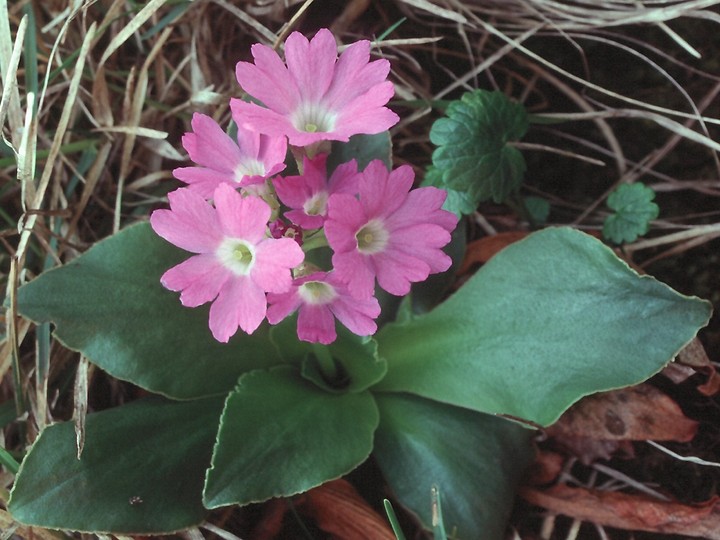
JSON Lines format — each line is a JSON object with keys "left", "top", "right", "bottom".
{"left": 9, "top": 29, "right": 711, "bottom": 540}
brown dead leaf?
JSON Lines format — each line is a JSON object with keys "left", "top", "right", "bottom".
{"left": 521, "top": 484, "right": 720, "bottom": 539}
{"left": 525, "top": 450, "right": 566, "bottom": 486}
{"left": 249, "top": 499, "right": 287, "bottom": 540}
{"left": 295, "top": 479, "right": 395, "bottom": 540}
{"left": 676, "top": 338, "right": 720, "bottom": 396}
{"left": 545, "top": 384, "right": 697, "bottom": 464}
{"left": 547, "top": 383, "right": 697, "bottom": 442}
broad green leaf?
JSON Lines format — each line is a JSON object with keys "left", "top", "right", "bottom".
{"left": 603, "top": 182, "right": 659, "bottom": 243}
{"left": 374, "top": 394, "right": 533, "bottom": 540}
{"left": 374, "top": 227, "right": 711, "bottom": 426}
{"left": 9, "top": 396, "right": 223, "bottom": 533}
{"left": 328, "top": 131, "right": 392, "bottom": 172}
{"left": 16, "top": 223, "right": 283, "bottom": 399}
{"left": 203, "top": 366, "right": 379, "bottom": 507}
{"left": 430, "top": 90, "right": 528, "bottom": 203}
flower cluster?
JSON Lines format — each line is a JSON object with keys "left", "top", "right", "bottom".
{"left": 151, "top": 28, "right": 457, "bottom": 344}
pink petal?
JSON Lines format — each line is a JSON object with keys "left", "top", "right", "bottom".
{"left": 273, "top": 155, "right": 325, "bottom": 208}
{"left": 257, "top": 135, "right": 288, "bottom": 175}
{"left": 232, "top": 121, "right": 261, "bottom": 159}
{"left": 323, "top": 40, "right": 379, "bottom": 109}
{"left": 332, "top": 249, "right": 376, "bottom": 298}
{"left": 390, "top": 223, "right": 452, "bottom": 248}
{"left": 329, "top": 294, "right": 379, "bottom": 337}
{"left": 325, "top": 193, "right": 367, "bottom": 252}
{"left": 213, "top": 184, "right": 270, "bottom": 242}
{"left": 184, "top": 113, "right": 244, "bottom": 172}
{"left": 284, "top": 209, "right": 324, "bottom": 230}
{"left": 386, "top": 186, "right": 457, "bottom": 232}
{"left": 252, "top": 237, "right": 305, "bottom": 293}
{"left": 160, "top": 254, "right": 231, "bottom": 307}
{"left": 373, "top": 249, "right": 432, "bottom": 296}
{"left": 329, "top": 73, "right": 395, "bottom": 117}
{"left": 266, "top": 288, "right": 302, "bottom": 324}
{"left": 285, "top": 29, "right": 336, "bottom": 104}
{"left": 327, "top": 159, "right": 359, "bottom": 194}
{"left": 209, "top": 277, "right": 267, "bottom": 341}
{"left": 297, "top": 304, "right": 337, "bottom": 344}
{"left": 286, "top": 128, "right": 346, "bottom": 147}
{"left": 173, "top": 166, "right": 234, "bottom": 199}
{"left": 231, "top": 121, "right": 288, "bottom": 178}
{"left": 334, "top": 105, "right": 399, "bottom": 140}
{"left": 233, "top": 93, "right": 342, "bottom": 147}
{"left": 230, "top": 99, "right": 299, "bottom": 139}
{"left": 150, "top": 189, "right": 222, "bottom": 253}
{"left": 358, "top": 161, "right": 413, "bottom": 219}
{"left": 235, "top": 44, "right": 298, "bottom": 113}
{"left": 273, "top": 154, "right": 333, "bottom": 228}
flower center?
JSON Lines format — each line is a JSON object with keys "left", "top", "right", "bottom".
{"left": 292, "top": 102, "right": 337, "bottom": 134}
{"left": 298, "top": 280, "right": 337, "bottom": 305}
{"left": 216, "top": 238, "right": 256, "bottom": 275}
{"left": 303, "top": 191, "right": 329, "bottom": 217}
{"left": 233, "top": 160, "right": 266, "bottom": 183}
{"left": 355, "top": 219, "right": 389, "bottom": 254}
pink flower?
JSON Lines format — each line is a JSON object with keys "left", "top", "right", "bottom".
{"left": 150, "top": 185, "right": 304, "bottom": 342}
{"left": 173, "top": 112, "right": 287, "bottom": 199}
{"left": 266, "top": 272, "right": 380, "bottom": 344}
{"left": 273, "top": 154, "right": 359, "bottom": 229}
{"left": 232, "top": 28, "right": 399, "bottom": 147}
{"left": 325, "top": 160, "right": 458, "bottom": 298}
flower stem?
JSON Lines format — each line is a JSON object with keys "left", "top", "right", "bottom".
{"left": 312, "top": 343, "right": 338, "bottom": 381}
{"left": 302, "top": 229, "right": 328, "bottom": 252}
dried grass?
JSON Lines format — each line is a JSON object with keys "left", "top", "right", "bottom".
{"left": 1, "top": 0, "right": 719, "bottom": 537}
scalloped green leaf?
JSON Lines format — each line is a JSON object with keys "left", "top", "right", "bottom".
{"left": 374, "top": 227, "right": 711, "bottom": 426}
{"left": 430, "top": 90, "right": 528, "bottom": 203}
{"left": 9, "top": 396, "right": 223, "bottom": 534}
{"left": 603, "top": 182, "right": 659, "bottom": 243}
{"left": 203, "top": 366, "right": 379, "bottom": 508}
{"left": 421, "top": 165, "right": 477, "bottom": 217}
{"left": 374, "top": 394, "right": 533, "bottom": 540}
{"left": 16, "top": 223, "right": 283, "bottom": 399}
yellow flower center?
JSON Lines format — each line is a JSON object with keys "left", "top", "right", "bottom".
{"left": 298, "top": 280, "right": 337, "bottom": 305}
{"left": 355, "top": 219, "right": 389, "bottom": 254}
{"left": 216, "top": 238, "right": 256, "bottom": 275}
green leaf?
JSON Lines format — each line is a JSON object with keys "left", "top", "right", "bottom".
{"left": 203, "top": 366, "right": 379, "bottom": 508}
{"left": 9, "top": 396, "right": 223, "bottom": 533}
{"left": 603, "top": 182, "right": 659, "bottom": 243}
{"left": 328, "top": 131, "right": 392, "bottom": 172}
{"left": 524, "top": 195, "right": 551, "bottom": 225}
{"left": 16, "top": 223, "right": 284, "bottom": 400}
{"left": 374, "top": 227, "right": 711, "bottom": 426}
{"left": 421, "top": 166, "right": 476, "bottom": 218}
{"left": 429, "top": 90, "right": 528, "bottom": 204}
{"left": 373, "top": 394, "right": 533, "bottom": 540}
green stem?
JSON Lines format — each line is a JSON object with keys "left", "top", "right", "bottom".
{"left": 311, "top": 344, "right": 338, "bottom": 382}
{"left": 0, "top": 445, "right": 20, "bottom": 474}
{"left": 302, "top": 229, "right": 329, "bottom": 252}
